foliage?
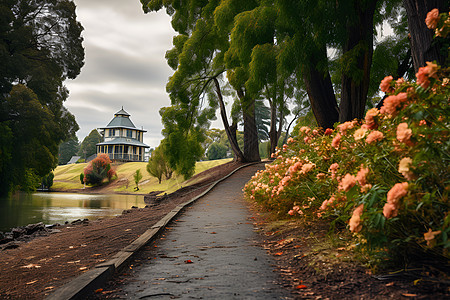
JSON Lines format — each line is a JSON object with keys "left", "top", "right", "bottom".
{"left": 41, "top": 172, "right": 54, "bottom": 189}
{"left": 133, "top": 169, "right": 143, "bottom": 191}
{"left": 83, "top": 154, "right": 116, "bottom": 186}
{"left": 0, "top": 0, "right": 84, "bottom": 195}
{"left": 207, "top": 143, "right": 228, "bottom": 160}
{"left": 244, "top": 54, "right": 449, "bottom": 264}
{"left": 146, "top": 145, "right": 173, "bottom": 184}
{"left": 78, "top": 129, "right": 102, "bottom": 159}
{"left": 58, "top": 137, "right": 80, "bottom": 165}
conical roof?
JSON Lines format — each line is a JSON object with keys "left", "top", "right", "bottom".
{"left": 114, "top": 106, "right": 130, "bottom": 117}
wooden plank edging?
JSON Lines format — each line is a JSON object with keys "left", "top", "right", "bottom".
{"left": 46, "top": 162, "right": 262, "bottom": 299}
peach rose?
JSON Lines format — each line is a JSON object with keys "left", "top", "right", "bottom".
{"left": 366, "top": 130, "right": 384, "bottom": 144}
{"left": 365, "top": 108, "right": 379, "bottom": 129}
{"left": 425, "top": 8, "right": 439, "bottom": 29}
{"left": 349, "top": 204, "right": 364, "bottom": 233}
{"left": 396, "top": 123, "right": 412, "bottom": 143}
{"left": 339, "top": 173, "right": 357, "bottom": 192}
{"left": 380, "top": 75, "right": 393, "bottom": 93}
{"left": 331, "top": 133, "right": 341, "bottom": 148}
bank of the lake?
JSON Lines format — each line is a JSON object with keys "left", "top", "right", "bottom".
{"left": 0, "top": 192, "right": 146, "bottom": 232}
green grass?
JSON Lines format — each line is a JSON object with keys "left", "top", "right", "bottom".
{"left": 52, "top": 158, "right": 232, "bottom": 194}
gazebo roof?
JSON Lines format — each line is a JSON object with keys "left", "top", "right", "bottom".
{"left": 102, "top": 107, "right": 136, "bottom": 128}
{"left": 114, "top": 107, "right": 130, "bottom": 117}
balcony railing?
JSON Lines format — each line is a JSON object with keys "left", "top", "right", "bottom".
{"left": 105, "top": 153, "right": 144, "bottom": 162}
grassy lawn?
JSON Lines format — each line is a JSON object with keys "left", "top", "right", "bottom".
{"left": 52, "top": 158, "right": 232, "bottom": 194}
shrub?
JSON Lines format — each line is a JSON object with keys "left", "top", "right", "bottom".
{"left": 83, "top": 154, "right": 116, "bottom": 186}
{"left": 244, "top": 11, "right": 449, "bottom": 265}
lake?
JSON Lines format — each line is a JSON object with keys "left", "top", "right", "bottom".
{"left": 0, "top": 192, "right": 146, "bottom": 232}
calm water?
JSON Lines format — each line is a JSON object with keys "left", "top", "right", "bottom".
{"left": 0, "top": 192, "right": 146, "bottom": 232}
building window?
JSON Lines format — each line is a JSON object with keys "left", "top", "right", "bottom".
{"left": 110, "top": 129, "right": 115, "bottom": 137}
{"left": 127, "top": 129, "right": 132, "bottom": 138}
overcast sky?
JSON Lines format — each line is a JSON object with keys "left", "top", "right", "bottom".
{"left": 65, "top": 0, "right": 176, "bottom": 149}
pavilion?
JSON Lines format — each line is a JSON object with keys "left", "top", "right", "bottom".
{"left": 96, "top": 107, "right": 149, "bottom": 162}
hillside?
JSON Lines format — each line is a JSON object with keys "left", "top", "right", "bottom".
{"left": 52, "top": 158, "right": 232, "bottom": 195}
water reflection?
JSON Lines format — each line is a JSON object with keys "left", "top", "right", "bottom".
{"left": 0, "top": 192, "right": 146, "bottom": 232}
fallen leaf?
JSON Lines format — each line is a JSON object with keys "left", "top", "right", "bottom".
{"left": 274, "top": 252, "right": 283, "bottom": 256}
{"left": 210, "top": 232, "right": 217, "bottom": 234}
{"left": 386, "top": 282, "right": 395, "bottom": 287}
{"left": 67, "top": 260, "right": 80, "bottom": 264}
{"left": 95, "top": 288, "right": 103, "bottom": 293}
{"left": 296, "top": 285, "right": 307, "bottom": 289}
{"left": 26, "top": 280, "right": 38, "bottom": 285}
{"left": 402, "top": 293, "right": 417, "bottom": 297}
{"left": 79, "top": 267, "right": 87, "bottom": 271}
{"left": 22, "top": 264, "right": 41, "bottom": 269}
{"left": 44, "top": 286, "right": 54, "bottom": 290}
{"left": 124, "top": 229, "right": 131, "bottom": 231}
{"left": 184, "top": 260, "right": 193, "bottom": 264}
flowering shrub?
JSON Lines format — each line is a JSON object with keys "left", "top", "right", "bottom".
{"left": 244, "top": 10, "right": 449, "bottom": 264}
{"left": 83, "top": 153, "right": 117, "bottom": 186}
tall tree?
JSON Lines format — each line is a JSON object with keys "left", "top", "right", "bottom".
{"left": 58, "top": 137, "right": 80, "bottom": 165}
{"left": 403, "top": 0, "right": 448, "bottom": 72}
{"left": 78, "top": 129, "right": 102, "bottom": 160}
{"left": 0, "top": 0, "right": 84, "bottom": 195}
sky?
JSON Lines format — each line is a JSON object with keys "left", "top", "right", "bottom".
{"left": 65, "top": 0, "right": 176, "bottom": 149}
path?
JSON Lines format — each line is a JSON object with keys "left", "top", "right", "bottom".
{"left": 111, "top": 164, "right": 289, "bottom": 299}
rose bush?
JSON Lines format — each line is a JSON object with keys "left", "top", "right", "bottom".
{"left": 244, "top": 9, "right": 449, "bottom": 265}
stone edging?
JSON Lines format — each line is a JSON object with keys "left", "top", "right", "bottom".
{"left": 46, "top": 162, "right": 262, "bottom": 300}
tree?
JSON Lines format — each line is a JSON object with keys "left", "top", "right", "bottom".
{"left": 134, "top": 169, "right": 143, "bottom": 191}
{"left": 58, "top": 137, "right": 80, "bottom": 165}
{"left": 403, "top": 0, "right": 448, "bottom": 72}
{"left": 146, "top": 145, "right": 173, "bottom": 184}
{"left": 207, "top": 143, "right": 228, "bottom": 160}
{"left": 142, "top": 0, "right": 261, "bottom": 164}
{"left": 41, "top": 172, "right": 54, "bottom": 189}
{"left": 83, "top": 154, "right": 115, "bottom": 186}
{"left": 0, "top": 0, "right": 84, "bottom": 195}
{"left": 78, "top": 129, "right": 102, "bottom": 160}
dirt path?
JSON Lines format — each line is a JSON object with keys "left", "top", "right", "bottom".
{"left": 95, "top": 164, "right": 289, "bottom": 299}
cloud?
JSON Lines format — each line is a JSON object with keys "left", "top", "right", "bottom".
{"left": 65, "top": 0, "right": 176, "bottom": 149}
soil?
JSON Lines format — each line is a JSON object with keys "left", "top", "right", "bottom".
{"left": 0, "top": 161, "right": 448, "bottom": 299}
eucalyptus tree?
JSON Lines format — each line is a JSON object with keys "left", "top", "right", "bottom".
{"left": 0, "top": 0, "right": 84, "bottom": 195}
{"left": 142, "top": 0, "right": 262, "bottom": 164}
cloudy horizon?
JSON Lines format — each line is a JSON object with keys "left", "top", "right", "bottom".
{"left": 65, "top": 0, "right": 176, "bottom": 149}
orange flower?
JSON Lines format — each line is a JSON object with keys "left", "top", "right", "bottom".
{"left": 398, "top": 157, "right": 415, "bottom": 180}
{"left": 328, "top": 163, "right": 339, "bottom": 180}
{"left": 387, "top": 182, "right": 408, "bottom": 205}
{"left": 337, "top": 121, "right": 356, "bottom": 135}
{"left": 424, "top": 228, "right": 441, "bottom": 247}
{"left": 300, "top": 126, "right": 311, "bottom": 134}
{"left": 287, "top": 137, "right": 294, "bottom": 144}
{"left": 354, "top": 127, "right": 368, "bottom": 140}
{"left": 383, "top": 202, "right": 398, "bottom": 219}
{"left": 300, "top": 163, "right": 314, "bottom": 174}
{"left": 366, "top": 130, "right": 384, "bottom": 144}
{"left": 356, "top": 165, "right": 369, "bottom": 186}
{"left": 380, "top": 75, "right": 393, "bottom": 93}
{"left": 331, "top": 133, "right": 341, "bottom": 148}
{"left": 339, "top": 173, "right": 357, "bottom": 192}
{"left": 425, "top": 8, "right": 440, "bottom": 29}
{"left": 349, "top": 204, "right": 364, "bottom": 233}
{"left": 396, "top": 123, "right": 412, "bottom": 143}
{"left": 324, "top": 128, "right": 333, "bottom": 135}
{"left": 380, "top": 93, "right": 408, "bottom": 116}
{"left": 364, "top": 108, "right": 379, "bottom": 129}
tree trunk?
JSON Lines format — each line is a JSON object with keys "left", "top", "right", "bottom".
{"left": 268, "top": 99, "right": 278, "bottom": 155}
{"left": 237, "top": 89, "right": 260, "bottom": 162}
{"left": 403, "top": 0, "right": 448, "bottom": 72}
{"left": 339, "top": 0, "right": 377, "bottom": 123}
{"left": 302, "top": 45, "right": 339, "bottom": 129}
{"left": 213, "top": 78, "right": 245, "bottom": 162}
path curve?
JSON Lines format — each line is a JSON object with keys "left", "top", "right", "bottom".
{"left": 111, "top": 164, "right": 290, "bottom": 299}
